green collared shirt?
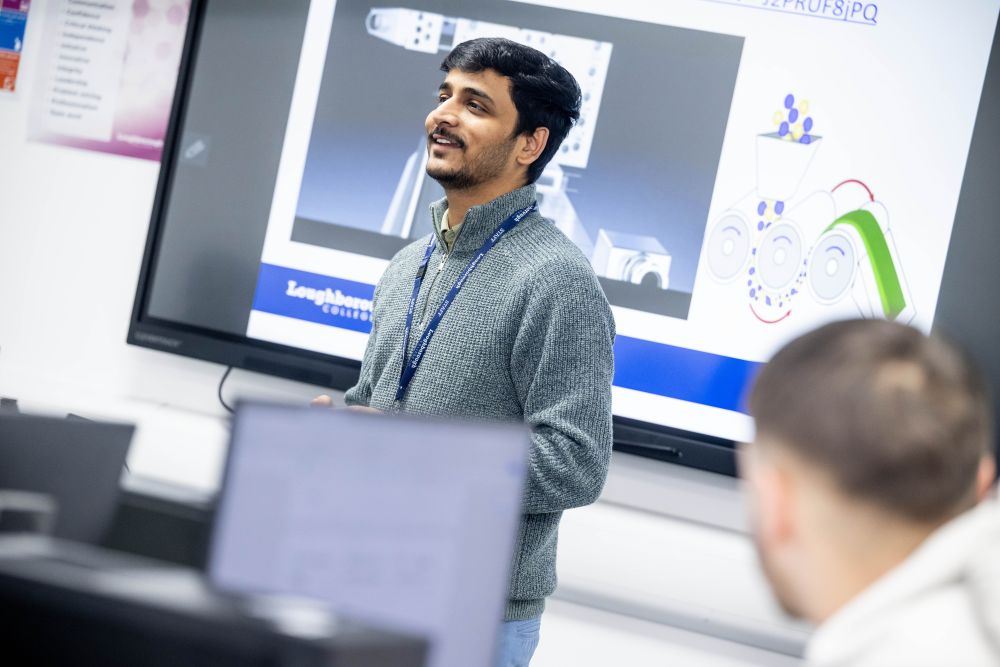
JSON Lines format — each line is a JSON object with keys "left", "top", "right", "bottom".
{"left": 440, "top": 210, "right": 463, "bottom": 252}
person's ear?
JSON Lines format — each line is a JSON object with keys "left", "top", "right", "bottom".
{"left": 515, "top": 127, "right": 549, "bottom": 169}
{"left": 743, "top": 446, "right": 796, "bottom": 548}
{"left": 975, "top": 455, "right": 997, "bottom": 502}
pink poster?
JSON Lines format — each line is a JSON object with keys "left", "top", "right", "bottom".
{"left": 27, "top": 0, "right": 190, "bottom": 161}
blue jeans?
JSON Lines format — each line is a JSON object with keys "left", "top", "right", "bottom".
{"left": 495, "top": 616, "right": 541, "bottom": 667}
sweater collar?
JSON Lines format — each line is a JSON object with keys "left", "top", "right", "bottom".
{"left": 429, "top": 184, "right": 538, "bottom": 253}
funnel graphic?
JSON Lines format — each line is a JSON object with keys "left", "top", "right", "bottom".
{"left": 755, "top": 132, "right": 823, "bottom": 201}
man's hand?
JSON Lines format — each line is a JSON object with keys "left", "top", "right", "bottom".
{"left": 347, "top": 405, "right": 382, "bottom": 414}
{"left": 310, "top": 394, "right": 335, "bottom": 408}
{"left": 310, "top": 395, "right": 381, "bottom": 413}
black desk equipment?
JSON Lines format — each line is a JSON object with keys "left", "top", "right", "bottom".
{"left": 0, "top": 535, "right": 427, "bottom": 666}
{"left": 0, "top": 412, "right": 133, "bottom": 543}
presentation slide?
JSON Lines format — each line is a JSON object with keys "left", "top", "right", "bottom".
{"left": 244, "top": 0, "right": 999, "bottom": 442}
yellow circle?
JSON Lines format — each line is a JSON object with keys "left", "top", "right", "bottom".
{"left": 772, "top": 111, "right": 784, "bottom": 125}
{"left": 799, "top": 100, "right": 810, "bottom": 114}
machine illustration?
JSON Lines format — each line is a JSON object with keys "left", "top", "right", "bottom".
{"left": 365, "top": 7, "right": 673, "bottom": 290}
{"left": 592, "top": 230, "right": 672, "bottom": 290}
{"left": 703, "top": 94, "right": 914, "bottom": 324}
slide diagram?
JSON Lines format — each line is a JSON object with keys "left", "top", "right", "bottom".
{"left": 704, "top": 94, "right": 915, "bottom": 325}
{"left": 291, "top": 0, "right": 744, "bottom": 319}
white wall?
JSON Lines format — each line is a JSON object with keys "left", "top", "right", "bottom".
{"left": 0, "top": 3, "right": 805, "bottom": 663}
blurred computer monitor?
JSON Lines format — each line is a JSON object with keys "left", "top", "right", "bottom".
{"left": 208, "top": 403, "right": 530, "bottom": 667}
{"left": 0, "top": 413, "right": 133, "bottom": 543}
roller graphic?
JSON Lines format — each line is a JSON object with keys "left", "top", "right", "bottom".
{"left": 704, "top": 94, "right": 914, "bottom": 324}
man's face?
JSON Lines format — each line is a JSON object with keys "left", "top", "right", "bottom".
{"left": 424, "top": 68, "right": 521, "bottom": 190}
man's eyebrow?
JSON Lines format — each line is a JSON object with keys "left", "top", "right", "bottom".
{"left": 438, "top": 82, "right": 495, "bottom": 106}
{"left": 462, "top": 86, "right": 495, "bottom": 105}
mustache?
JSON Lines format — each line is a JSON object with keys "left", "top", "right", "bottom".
{"left": 428, "top": 127, "right": 465, "bottom": 148}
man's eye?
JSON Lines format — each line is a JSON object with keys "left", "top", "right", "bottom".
{"left": 468, "top": 101, "right": 483, "bottom": 111}
{"left": 436, "top": 95, "right": 448, "bottom": 104}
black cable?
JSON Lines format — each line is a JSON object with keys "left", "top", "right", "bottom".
{"left": 218, "top": 366, "right": 235, "bottom": 414}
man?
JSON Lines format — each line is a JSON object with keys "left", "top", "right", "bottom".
{"left": 742, "top": 319, "right": 1000, "bottom": 666}
{"left": 316, "top": 38, "right": 615, "bottom": 666}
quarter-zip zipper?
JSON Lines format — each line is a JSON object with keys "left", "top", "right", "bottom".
{"left": 416, "top": 218, "right": 462, "bottom": 330}
{"left": 417, "top": 247, "right": 450, "bottom": 328}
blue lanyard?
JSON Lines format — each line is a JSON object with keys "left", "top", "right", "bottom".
{"left": 396, "top": 202, "right": 537, "bottom": 402}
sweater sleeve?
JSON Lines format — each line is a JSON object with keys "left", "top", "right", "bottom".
{"left": 510, "top": 260, "right": 616, "bottom": 514}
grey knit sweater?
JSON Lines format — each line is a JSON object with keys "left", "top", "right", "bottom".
{"left": 345, "top": 184, "right": 615, "bottom": 620}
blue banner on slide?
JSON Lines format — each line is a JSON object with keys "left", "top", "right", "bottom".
{"left": 251, "top": 264, "right": 375, "bottom": 334}
{"left": 253, "top": 263, "right": 759, "bottom": 412}
{"left": 613, "top": 336, "right": 762, "bottom": 414}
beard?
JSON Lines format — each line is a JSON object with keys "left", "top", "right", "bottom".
{"left": 426, "top": 130, "right": 517, "bottom": 190}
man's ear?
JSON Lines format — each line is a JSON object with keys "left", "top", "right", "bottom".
{"left": 515, "top": 127, "right": 549, "bottom": 169}
{"left": 743, "top": 445, "right": 796, "bottom": 548}
{"left": 976, "top": 455, "right": 997, "bottom": 502}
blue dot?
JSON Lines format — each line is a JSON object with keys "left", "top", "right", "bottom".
{"left": 757, "top": 201, "right": 767, "bottom": 215}
{"left": 757, "top": 221, "right": 765, "bottom": 230}
{"left": 791, "top": 288, "right": 798, "bottom": 295}
{"left": 800, "top": 134, "right": 812, "bottom": 145}
{"left": 752, "top": 248, "right": 757, "bottom": 255}
{"left": 747, "top": 280, "right": 752, "bottom": 286}
{"left": 784, "top": 94, "right": 794, "bottom": 109}
{"left": 788, "top": 108, "right": 799, "bottom": 123}
{"left": 749, "top": 267, "right": 756, "bottom": 275}
{"left": 766, "top": 296, "right": 772, "bottom": 306}
{"left": 775, "top": 201, "right": 785, "bottom": 215}
{"left": 779, "top": 302, "right": 783, "bottom": 308}
{"left": 803, "top": 117, "right": 813, "bottom": 132}
{"left": 779, "top": 121, "right": 789, "bottom": 137}
{"left": 750, "top": 289, "right": 756, "bottom": 298}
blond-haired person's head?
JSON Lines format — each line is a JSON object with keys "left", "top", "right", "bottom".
{"left": 741, "top": 319, "right": 999, "bottom": 667}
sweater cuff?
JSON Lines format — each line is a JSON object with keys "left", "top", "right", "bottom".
{"left": 504, "top": 597, "right": 546, "bottom": 621}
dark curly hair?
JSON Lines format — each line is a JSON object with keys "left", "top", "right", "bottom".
{"left": 441, "top": 37, "right": 581, "bottom": 184}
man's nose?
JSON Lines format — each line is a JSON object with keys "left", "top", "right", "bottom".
{"left": 429, "top": 99, "right": 459, "bottom": 128}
